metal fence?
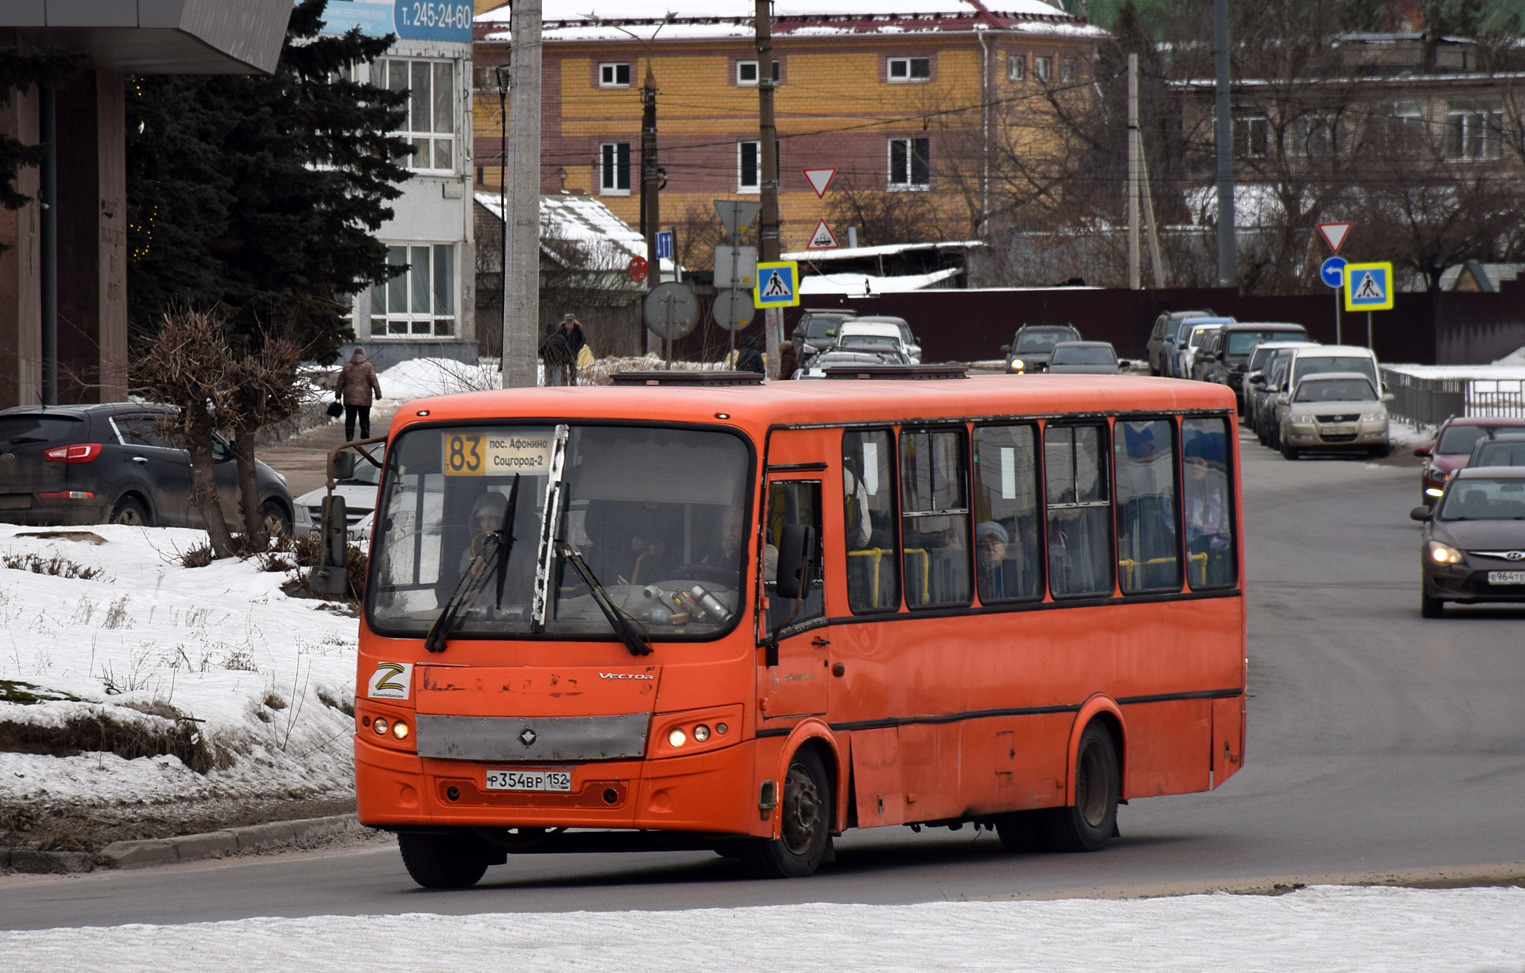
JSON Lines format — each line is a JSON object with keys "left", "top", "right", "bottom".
{"left": 1382, "top": 367, "right": 1525, "bottom": 426}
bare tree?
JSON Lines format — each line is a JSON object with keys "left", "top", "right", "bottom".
{"left": 225, "top": 334, "right": 308, "bottom": 547}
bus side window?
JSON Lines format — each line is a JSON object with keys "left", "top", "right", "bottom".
{"left": 899, "top": 428, "right": 972, "bottom": 609}
{"left": 1181, "top": 417, "right": 1236, "bottom": 588}
{"left": 843, "top": 429, "right": 899, "bottom": 613}
{"left": 1115, "top": 418, "right": 1182, "bottom": 593}
{"left": 766, "top": 480, "right": 824, "bottom": 630}
{"left": 971, "top": 423, "right": 1041, "bottom": 603}
{"left": 1044, "top": 423, "right": 1113, "bottom": 597}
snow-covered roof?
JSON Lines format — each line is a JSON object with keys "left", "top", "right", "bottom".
{"left": 475, "top": 192, "right": 676, "bottom": 273}
{"left": 782, "top": 239, "right": 983, "bottom": 261}
{"left": 798, "top": 266, "right": 963, "bottom": 295}
{"left": 477, "top": 1, "right": 1105, "bottom": 43}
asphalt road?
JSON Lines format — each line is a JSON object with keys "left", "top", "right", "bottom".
{"left": 4, "top": 431, "right": 1524, "bottom": 929}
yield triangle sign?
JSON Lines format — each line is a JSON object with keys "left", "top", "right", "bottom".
{"left": 1317, "top": 222, "right": 1352, "bottom": 254}
{"left": 806, "top": 219, "right": 839, "bottom": 250}
{"left": 802, "top": 167, "right": 837, "bottom": 199}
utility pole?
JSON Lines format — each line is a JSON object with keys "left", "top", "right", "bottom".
{"left": 1127, "top": 53, "right": 1140, "bottom": 291}
{"left": 641, "top": 60, "right": 661, "bottom": 361}
{"left": 494, "top": 64, "right": 510, "bottom": 366}
{"left": 1213, "top": 0, "right": 1237, "bottom": 288}
{"left": 756, "top": 0, "right": 782, "bottom": 379}
{"left": 503, "top": 0, "right": 542, "bottom": 389}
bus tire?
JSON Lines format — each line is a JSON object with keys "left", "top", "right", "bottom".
{"left": 994, "top": 810, "right": 1050, "bottom": 853}
{"left": 742, "top": 746, "right": 832, "bottom": 878}
{"left": 1043, "top": 722, "right": 1120, "bottom": 853}
{"left": 398, "top": 831, "right": 494, "bottom": 889}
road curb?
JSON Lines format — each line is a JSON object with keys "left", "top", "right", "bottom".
{"left": 2, "top": 813, "right": 365, "bottom": 874}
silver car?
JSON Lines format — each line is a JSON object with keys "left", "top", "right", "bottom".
{"left": 1276, "top": 372, "right": 1392, "bottom": 459}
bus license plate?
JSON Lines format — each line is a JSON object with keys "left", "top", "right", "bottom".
{"left": 485, "top": 769, "right": 572, "bottom": 792}
{"left": 1487, "top": 571, "right": 1525, "bottom": 585}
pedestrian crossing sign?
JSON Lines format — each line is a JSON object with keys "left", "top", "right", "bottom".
{"left": 1344, "top": 261, "right": 1394, "bottom": 312}
{"left": 754, "top": 261, "right": 801, "bottom": 308}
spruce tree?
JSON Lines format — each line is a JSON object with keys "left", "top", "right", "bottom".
{"left": 126, "top": 0, "right": 410, "bottom": 362}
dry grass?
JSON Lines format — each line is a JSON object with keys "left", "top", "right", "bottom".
{"left": 1, "top": 553, "right": 105, "bottom": 580}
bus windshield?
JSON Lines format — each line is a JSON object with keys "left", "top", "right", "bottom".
{"left": 368, "top": 424, "right": 751, "bottom": 640}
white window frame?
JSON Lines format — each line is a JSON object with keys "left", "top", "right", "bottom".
{"left": 1060, "top": 58, "right": 1078, "bottom": 83}
{"left": 738, "top": 140, "right": 760, "bottom": 193}
{"left": 377, "top": 58, "right": 456, "bottom": 174}
{"left": 1033, "top": 56, "right": 1053, "bottom": 83}
{"left": 1007, "top": 53, "right": 1025, "bottom": 82}
{"left": 887, "top": 136, "right": 930, "bottom": 191}
{"left": 599, "top": 62, "right": 631, "bottom": 88}
{"left": 1447, "top": 102, "right": 1503, "bottom": 161}
{"left": 1233, "top": 113, "right": 1269, "bottom": 159}
{"left": 600, "top": 142, "right": 631, "bottom": 195}
{"left": 737, "top": 60, "right": 759, "bottom": 86}
{"left": 887, "top": 56, "right": 931, "bottom": 83}
{"left": 369, "top": 243, "right": 457, "bottom": 339}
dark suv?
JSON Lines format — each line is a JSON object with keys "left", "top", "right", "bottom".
{"left": 1197, "top": 323, "right": 1311, "bottom": 404}
{"left": 1001, "top": 324, "right": 1082, "bottom": 374}
{"left": 0, "top": 403, "right": 293, "bottom": 533}
{"left": 790, "top": 309, "right": 856, "bottom": 367}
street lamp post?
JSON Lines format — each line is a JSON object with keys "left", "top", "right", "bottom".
{"left": 494, "top": 64, "right": 511, "bottom": 363}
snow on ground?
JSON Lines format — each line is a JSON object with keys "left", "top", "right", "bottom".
{"left": 0, "top": 525, "right": 358, "bottom": 807}
{"left": 4, "top": 886, "right": 1524, "bottom": 971}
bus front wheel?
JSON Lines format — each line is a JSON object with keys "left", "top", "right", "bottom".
{"left": 398, "top": 831, "right": 498, "bottom": 889}
{"left": 743, "top": 747, "right": 833, "bottom": 878}
{"left": 1043, "top": 722, "right": 1120, "bottom": 853}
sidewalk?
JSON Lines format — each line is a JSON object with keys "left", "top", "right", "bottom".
{"left": 260, "top": 409, "right": 395, "bottom": 498}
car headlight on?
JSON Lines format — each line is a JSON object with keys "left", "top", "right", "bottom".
{"left": 1360, "top": 412, "right": 1386, "bottom": 423}
{"left": 1008, "top": 359, "right": 1025, "bottom": 373}
{"left": 1428, "top": 541, "right": 1464, "bottom": 565}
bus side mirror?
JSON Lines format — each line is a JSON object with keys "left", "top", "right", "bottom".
{"left": 1409, "top": 506, "right": 1432, "bottom": 522}
{"left": 309, "top": 495, "right": 350, "bottom": 595}
{"left": 775, "top": 524, "right": 814, "bottom": 601}
{"left": 330, "top": 451, "right": 356, "bottom": 481}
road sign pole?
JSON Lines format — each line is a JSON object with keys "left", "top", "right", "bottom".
{"left": 1367, "top": 311, "right": 1373, "bottom": 350}
{"left": 1335, "top": 292, "right": 1341, "bottom": 345}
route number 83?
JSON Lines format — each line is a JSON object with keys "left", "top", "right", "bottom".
{"left": 444, "top": 434, "right": 484, "bottom": 476}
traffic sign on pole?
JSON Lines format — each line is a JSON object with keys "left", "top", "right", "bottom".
{"left": 713, "top": 200, "right": 761, "bottom": 238}
{"left": 712, "top": 288, "right": 756, "bottom": 331}
{"left": 1344, "top": 261, "right": 1394, "bottom": 312}
{"left": 627, "top": 256, "right": 648, "bottom": 283}
{"left": 714, "top": 245, "right": 757, "bottom": 289}
{"left": 806, "top": 219, "right": 839, "bottom": 250}
{"left": 655, "top": 230, "right": 673, "bottom": 261}
{"left": 802, "top": 168, "right": 837, "bottom": 198}
{"left": 754, "top": 261, "right": 801, "bottom": 308}
{"left": 1317, "top": 222, "right": 1352, "bottom": 254}
{"left": 1319, "top": 256, "right": 1347, "bottom": 289}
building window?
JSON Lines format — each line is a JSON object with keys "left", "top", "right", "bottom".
{"left": 738, "top": 140, "right": 760, "bottom": 192}
{"left": 1033, "top": 56, "right": 1052, "bottom": 82}
{"left": 888, "top": 137, "right": 930, "bottom": 190}
{"left": 370, "top": 244, "right": 456, "bottom": 338}
{"left": 772, "top": 59, "right": 781, "bottom": 82}
{"left": 599, "top": 62, "right": 631, "bottom": 87}
{"left": 1007, "top": 54, "right": 1025, "bottom": 82}
{"left": 737, "top": 60, "right": 759, "bottom": 85}
{"left": 887, "top": 57, "right": 931, "bottom": 82}
{"left": 600, "top": 142, "right": 631, "bottom": 194}
{"left": 1447, "top": 102, "right": 1503, "bottom": 161}
{"left": 1233, "top": 113, "right": 1268, "bottom": 159}
{"left": 377, "top": 58, "right": 455, "bottom": 172}
{"left": 1060, "top": 58, "right": 1078, "bottom": 83}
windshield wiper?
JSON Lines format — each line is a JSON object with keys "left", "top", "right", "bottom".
{"left": 558, "top": 542, "right": 651, "bottom": 657}
{"left": 424, "top": 474, "right": 521, "bottom": 654}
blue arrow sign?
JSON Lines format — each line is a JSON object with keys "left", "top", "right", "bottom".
{"left": 655, "top": 231, "right": 673, "bottom": 261}
{"left": 1320, "top": 256, "right": 1347, "bottom": 289}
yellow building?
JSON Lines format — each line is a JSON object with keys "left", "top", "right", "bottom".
{"left": 473, "top": 1, "right": 1103, "bottom": 260}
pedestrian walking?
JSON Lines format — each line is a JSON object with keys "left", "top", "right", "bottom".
{"left": 334, "top": 346, "right": 383, "bottom": 441}
{"left": 778, "top": 340, "right": 799, "bottom": 380}
{"left": 540, "top": 319, "right": 575, "bottom": 386}
{"left": 736, "top": 335, "right": 765, "bottom": 375}
{"left": 560, "top": 314, "right": 586, "bottom": 384}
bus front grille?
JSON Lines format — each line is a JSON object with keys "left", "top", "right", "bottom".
{"left": 415, "top": 712, "right": 649, "bottom": 762}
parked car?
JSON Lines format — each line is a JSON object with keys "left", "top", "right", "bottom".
{"left": 1287, "top": 344, "right": 1383, "bottom": 390}
{"left": 1197, "top": 323, "right": 1312, "bottom": 405}
{"left": 1411, "top": 467, "right": 1525, "bottom": 617}
{"left": 790, "top": 309, "right": 856, "bottom": 367}
{"left": 845, "top": 315, "right": 921, "bottom": 363}
{"left": 1047, "top": 341, "right": 1121, "bottom": 374}
{"left": 291, "top": 445, "right": 386, "bottom": 538}
{"left": 1466, "top": 434, "right": 1525, "bottom": 469}
{"left": 833, "top": 320, "right": 915, "bottom": 362}
{"left": 1179, "top": 319, "right": 1231, "bottom": 381}
{"left": 1243, "top": 339, "right": 1319, "bottom": 418}
{"left": 1415, "top": 417, "right": 1525, "bottom": 507}
{"left": 1252, "top": 348, "right": 1303, "bottom": 446}
{"left": 794, "top": 349, "right": 911, "bottom": 379}
{"left": 0, "top": 403, "right": 293, "bottom": 534}
{"left": 1001, "top": 324, "right": 1082, "bottom": 374}
{"left": 1275, "top": 372, "right": 1392, "bottom": 459}
{"left": 1146, "top": 309, "right": 1216, "bottom": 376}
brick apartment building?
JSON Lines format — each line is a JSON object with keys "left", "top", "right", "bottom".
{"left": 472, "top": 1, "right": 1103, "bottom": 259}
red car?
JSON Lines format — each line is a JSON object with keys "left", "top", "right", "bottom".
{"left": 1415, "top": 417, "right": 1525, "bottom": 506}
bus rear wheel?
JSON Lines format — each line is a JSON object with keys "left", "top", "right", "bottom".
{"left": 742, "top": 747, "right": 832, "bottom": 878}
{"left": 398, "top": 831, "right": 497, "bottom": 889}
{"left": 1043, "top": 722, "right": 1120, "bottom": 853}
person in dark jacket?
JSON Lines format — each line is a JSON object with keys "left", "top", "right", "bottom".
{"left": 541, "top": 319, "right": 574, "bottom": 386}
{"left": 736, "top": 335, "right": 765, "bottom": 375}
{"left": 334, "top": 346, "right": 383, "bottom": 440}
{"left": 778, "top": 340, "right": 799, "bottom": 380}
{"left": 560, "top": 314, "right": 587, "bottom": 384}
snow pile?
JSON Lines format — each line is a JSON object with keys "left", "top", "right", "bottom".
{"left": 1492, "top": 346, "right": 1525, "bottom": 367}
{"left": 0, "top": 526, "right": 358, "bottom": 807}
{"left": 5, "top": 886, "right": 1524, "bottom": 971}
{"left": 373, "top": 357, "right": 505, "bottom": 405}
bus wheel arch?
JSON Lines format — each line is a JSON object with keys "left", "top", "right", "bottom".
{"left": 772, "top": 721, "right": 847, "bottom": 836}
{"left": 744, "top": 725, "right": 840, "bottom": 878}
{"left": 1066, "top": 697, "right": 1126, "bottom": 805}
{"left": 1047, "top": 703, "right": 1124, "bottom": 853}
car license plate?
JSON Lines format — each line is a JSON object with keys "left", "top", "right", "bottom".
{"left": 1487, "top": 571, "right": 1525, "bottom": 585}
{"left": 1321, "top": 425, "right": 1354, "bottom": 436}
{"left": 485, "top": 769, "right": 572, "bottom": 792}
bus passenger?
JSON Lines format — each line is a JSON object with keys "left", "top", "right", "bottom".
{"left": 975, "top": 520, "right": 1023, "bottom": 601}
{"left": 1184, "top": 439, "right": 1231, "bottom": 584}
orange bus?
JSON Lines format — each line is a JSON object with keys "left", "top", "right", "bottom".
{"left": 342, "top": 370, "right": 1246, "bottom": 887}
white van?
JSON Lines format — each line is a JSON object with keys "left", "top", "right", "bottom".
{"left": 1288, "top": 345, "right": 1382, "bottom": 390}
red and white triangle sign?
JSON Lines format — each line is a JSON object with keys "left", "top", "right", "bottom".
{"left": 806, "top": 219, "right": 839, "bottom": 250}
{"left": 1317, "top": 222, "right": 1352, "bottom": 254}
{"left": 802, "top": 167, "right": 837, "bottom": 199}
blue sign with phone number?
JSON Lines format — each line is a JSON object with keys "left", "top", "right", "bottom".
{"left": 320, "top": 0, "right": 473, "bottom": 43}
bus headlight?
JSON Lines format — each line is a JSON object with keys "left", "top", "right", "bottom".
{"left": 668, "top": 728, "right": 687, "bottom": 748}
{"left": 373, "top": 717, "right": 389, "bottom": 736}
{"left": 692, "top": 724, "right": 710, "bottom": 743}
{"left": 391, "top": 720, "right": 410, "bottom": 740}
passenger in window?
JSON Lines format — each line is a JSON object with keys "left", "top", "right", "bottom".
{"left": 1183, "top": 438, "right": 1231, "bottom": 584}
{"left": 975, "top": 521, "right": 1024, "bottom": 601}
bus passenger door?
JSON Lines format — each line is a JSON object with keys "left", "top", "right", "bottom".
{"left": 759, "top": 477, "right": 829, "bottom": 721}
